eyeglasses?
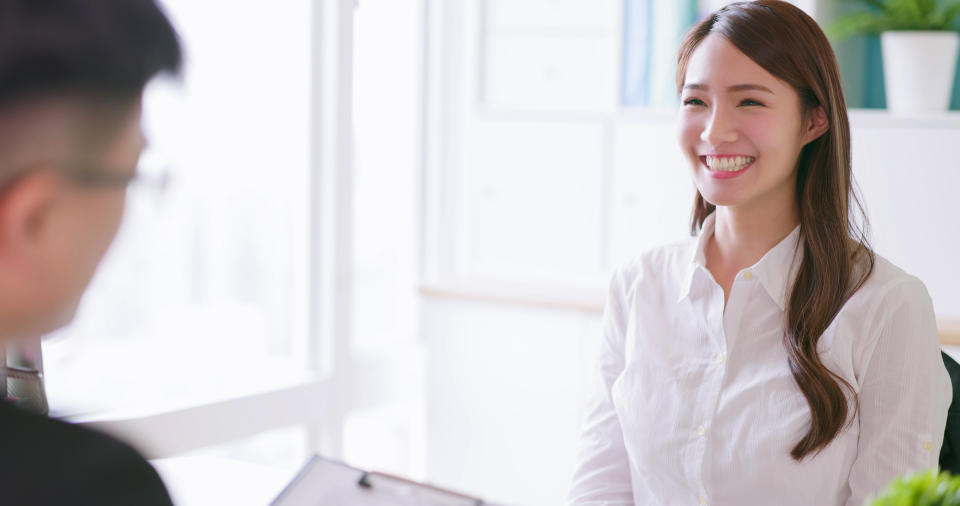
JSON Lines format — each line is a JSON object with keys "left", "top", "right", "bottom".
{"left": 59, "top": 167, "right": 174, "bottom": 216}
{"left": 61, "top": 167, "right": 171, "bottom": 194}
{"left": 0, "top": 163, "right": 173, "bottom": 209}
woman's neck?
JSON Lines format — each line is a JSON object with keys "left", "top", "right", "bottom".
{"left": 706, "top": 202, "right": 799, "bottom": 304}
{"left": 711, "top": 204, "right": 799, "bottom": 269}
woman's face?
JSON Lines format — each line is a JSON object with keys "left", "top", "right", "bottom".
{"left": 677, "top": 33, "right": 825, "bottom": 214}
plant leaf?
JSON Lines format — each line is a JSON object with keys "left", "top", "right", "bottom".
{"left": 827, "top": 11, "right": 892, "bottom": 39}
{"left": 868, "top": 470, "right": 960, "bottom": 506}
{"left": 826, "top": 0, "right": 960, "bottom": 37}
{"left": 916, "top": 0, "right": 936, "bottom": 18}
{"left": 886, "top": 0, "right": 926, "bottom": 26}
{"left": 857, "top": 0, "right": 892, "bottom": 12}
{"left": 940, "top": 1, "right": 960, "bottom": 29}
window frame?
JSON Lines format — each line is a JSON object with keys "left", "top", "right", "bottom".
{"left": 64, "top": 0, "right": 358, "bottom": 462}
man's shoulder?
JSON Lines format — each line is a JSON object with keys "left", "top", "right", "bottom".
{"left": 0, "top": 401, "right": 173, "bottom": 505}
{"left": 0, "top": 399, "right": 133, "bottom": 462}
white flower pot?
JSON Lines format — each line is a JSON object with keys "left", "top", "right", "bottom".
{"left": 881, "top": 31, "right": 959, "bottom": 113}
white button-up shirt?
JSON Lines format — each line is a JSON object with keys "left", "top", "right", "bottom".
{"left": 567, "top": 214, "right": 951, "bottom": 506}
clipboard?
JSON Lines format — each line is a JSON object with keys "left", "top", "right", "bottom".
{"left": 271, "top": 455, "right": 500, "bottom": 506}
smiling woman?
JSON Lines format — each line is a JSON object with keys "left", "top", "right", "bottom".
{"left": 566, "top": 1, "right": 951, "bottom": 505}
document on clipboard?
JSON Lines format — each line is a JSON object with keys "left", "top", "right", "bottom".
{"left": 271, "top": 455, "right": 504, "bottom": 506}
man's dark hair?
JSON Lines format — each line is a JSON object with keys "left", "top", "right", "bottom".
{"left": 0, "top": 0, "right": 182, "bottom": 107}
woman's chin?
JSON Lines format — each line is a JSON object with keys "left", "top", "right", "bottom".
{"left": 697, "top": 190, "right": 743, "bottom": 208}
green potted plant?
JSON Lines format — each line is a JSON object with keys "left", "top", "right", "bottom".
{"left": 869, "top": 469, "right": 960, "bottom": 505}
{"left": 829, "top": 0, "right": 960, "bottom": 113}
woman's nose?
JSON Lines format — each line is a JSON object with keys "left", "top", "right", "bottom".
{"left": 700, "top": 107, "right": 738, "bottom": 146}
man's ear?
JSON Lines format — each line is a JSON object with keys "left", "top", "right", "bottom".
{"left": 803, "top": 106, "right": 830, "bottom": 145}
{"left": 0, "top": 169, "right": 60, "bottom": 259}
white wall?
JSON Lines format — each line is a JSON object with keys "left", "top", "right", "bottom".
{"left": 422, "top": 297, "right": 601, "bottom": 506}
{"left": 848, "top": 115, "right": 960, "bottom": 318}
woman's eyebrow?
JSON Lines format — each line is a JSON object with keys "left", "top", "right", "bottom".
{"left": 682, "top": 83, "right": 775, "bottom": 94}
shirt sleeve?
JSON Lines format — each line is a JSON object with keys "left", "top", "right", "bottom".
{"left": 845, "top": 277, "right": 952, "bottom": 506}
{"left": 566, "top": 266, "right": 635, "bottom": 505}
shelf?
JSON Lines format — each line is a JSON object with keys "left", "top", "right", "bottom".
{"left": 848, "top": 109, "right": 960, "bottom": 129}
{"left": 419, "top": 278, "right": 606, "bottom": 314}
{"left": 420, "top": 279, "right": 960, "bottom": 345}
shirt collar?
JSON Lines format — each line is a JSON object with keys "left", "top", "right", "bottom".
{"left": 752, "top": 224, "right": 803, "bottom": 311}
{"left": 677, "top": 213, "right": 803, "bottom": 311}
{"left": 677, "top": 213, "right": 716, "bottom": 304}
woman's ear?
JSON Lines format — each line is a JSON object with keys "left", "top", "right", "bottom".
{"left": 803, "top": 106, "right": 830, "bottom": 144}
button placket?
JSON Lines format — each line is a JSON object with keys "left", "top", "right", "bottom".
{"left": 685, "top": 270, "right": 727, "bottom": 498}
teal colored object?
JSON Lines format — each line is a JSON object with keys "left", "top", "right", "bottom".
{"left": 621, "top": 0, "right": 699, "bottom": 107}
{"left": 952, "top": 46, "right": 960, "bottom": 109}
{"left": 864, "top": 35, "right": 887, "bottom": 109}
{"left": 621, "top": 0, "right": 652, "bottom": 106}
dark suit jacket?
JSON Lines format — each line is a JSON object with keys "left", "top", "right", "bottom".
{"left": 0, "top": 400, "right": 173, "bottom": 505}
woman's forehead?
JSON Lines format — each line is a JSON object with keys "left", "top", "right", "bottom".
{"left": 683, "top": 34, "right": 785, "bottom": 93}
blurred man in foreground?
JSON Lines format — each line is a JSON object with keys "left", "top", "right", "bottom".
{"left": 0, "top": 0, "right": 181, "bottom": 503}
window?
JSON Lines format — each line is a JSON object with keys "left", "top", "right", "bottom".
{"left": 44, "top": 0, "right": 321, "bottom": 468}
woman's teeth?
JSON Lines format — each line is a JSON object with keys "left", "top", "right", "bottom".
{"left": 705, "top": 155, "right": 755, "bottom": 172}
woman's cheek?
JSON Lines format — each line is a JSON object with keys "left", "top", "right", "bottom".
{"left": 677, "top": 119, "right": 703, "bottom": 164}
{"left": 738, "top": 114, "right": 778, "bottom": 150}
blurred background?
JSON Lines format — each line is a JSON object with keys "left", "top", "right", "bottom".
{"left": 37, "top": 0, "right": 960, "bottom": 505}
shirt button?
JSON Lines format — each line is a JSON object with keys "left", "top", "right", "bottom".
{"left": 714, "top": 352, "right": 725, "bottom": 364}
{"left": 742, "top": 270, "right": 754, "bottom": 280}
{"left": 699, "top": 495, "right": 708, "bottom": 505}
{"left": 923, "top": 441, "right": 935, "bottom": 451}
{"left": 697, "top": 425, "right": 707, "bottom": 436}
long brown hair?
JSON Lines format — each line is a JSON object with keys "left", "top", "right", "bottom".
{"left": 675, "top": 0, "right": 875, "bottom": 461}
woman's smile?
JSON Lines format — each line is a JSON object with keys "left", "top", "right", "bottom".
{"left": 700, "top": 154, "right": 756, "bottom": 179}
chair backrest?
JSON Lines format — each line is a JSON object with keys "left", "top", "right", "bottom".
{"left": 940, "top": 351, "right": 960, "bottom": 474}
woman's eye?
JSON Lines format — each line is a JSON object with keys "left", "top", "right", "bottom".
{"left": 740, "top": 98, "right": 764, "bottom": 106}
{"left": 683, "top": 98, "right": 705, "bottom": 106}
